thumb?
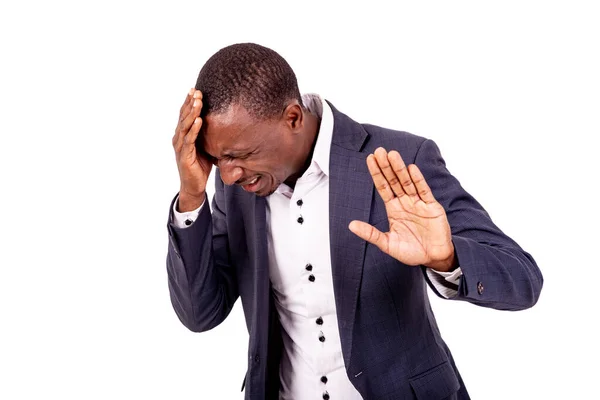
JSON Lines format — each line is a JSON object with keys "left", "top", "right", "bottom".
{"left": 349, "top": 220, "right": 387, "bottom": 251}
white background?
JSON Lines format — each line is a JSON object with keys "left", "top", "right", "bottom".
{"left": 1, "top": 1, "right": 599, "bottom": 399}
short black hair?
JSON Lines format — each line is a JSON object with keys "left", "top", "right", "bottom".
{"left": 195, "top": 43, "right": 303, "bottom": 120}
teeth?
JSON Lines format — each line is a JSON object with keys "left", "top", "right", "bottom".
{"left": 249, "top": 177, "right": 258, "bottom": 185}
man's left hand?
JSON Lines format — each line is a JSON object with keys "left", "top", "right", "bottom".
{"left": 349, "top": 147, "right": 457, "bottom": 273}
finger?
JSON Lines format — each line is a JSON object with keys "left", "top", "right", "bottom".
{"left": 181, "top": 90, "right": 202, "bottom": 123}
{"left": 408, "top": 164, "right": 437, "bottom": 204}
{"left": 182, "top": 116, "right": 203, "bottom": 155}
{"left": 348, "top": 220, "right": 388, "bottom": 252}
{"left": 179, "top": 87, "right": 195, "bottom": 116}
{"left": 175, "top": 117, "right": 201, "bottom": 155}
{"left": 366, "top": 154, "right": 395, "bottom": 203}
{"left": 174, "top": 96, "right": 203, "bottom": 153}
{"left": 374, "top": 147, "right": 404, "bottom": 198}
{"left": 388, "top": 150, "right": 418, "bottom": 199}
{"left": 173, "top": 88, "right": 195, "bottom": 145}
{"left": 177, "top": 90, "right": 202, "bottom": 135}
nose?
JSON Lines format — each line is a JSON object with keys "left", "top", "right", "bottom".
{"left": 219, "top": 163, "right": 244, "bottom": 186}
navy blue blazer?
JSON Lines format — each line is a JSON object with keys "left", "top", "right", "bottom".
{"left": 166, "top": 101, "right": 543, "bottom": 399}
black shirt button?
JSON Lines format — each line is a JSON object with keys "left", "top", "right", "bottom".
{"left": 254, "top": 355, "right": 260, "bottom": 363}
{"left": 184, "top": 219, "right": 193, "bottom": 226}
{"left": 321, "top": 376, "right": 328, "bottom": 384}
{"left": 319, "top": 334, "right": 326, "bottom": 342}
{"left": 323, "top": 392, "right": 330, "bottom": 400}
{"left": 296, "top": 199, "right": 303, "bottom": 206}
{"left": 308, "top": 274, "right": 315, "bottom": 282}
{"left": 297, "top": 216, "right": 304, "bottom": 224}
{"left": 305, "top": 263, "right": 313, "bottom": 271}
{"left": 316, "top": 317, "right": 323, "bottom": 325}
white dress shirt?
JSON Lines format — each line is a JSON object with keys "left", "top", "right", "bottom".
{"left": 172, "top": 94, "right": 462, "bottom": 399}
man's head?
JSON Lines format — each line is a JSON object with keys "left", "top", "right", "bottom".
{"left": 195, "top": 43, "right": 318, "bottom": 196}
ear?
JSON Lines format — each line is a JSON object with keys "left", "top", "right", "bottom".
{"left": 282, "top": 102, "right": 304, "bottom": 132}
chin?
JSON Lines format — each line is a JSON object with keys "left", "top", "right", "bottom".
{"left": 256, "top": 187, "right": 278, "bottom": 197}
{"left": 256, "top": 178, "right": 279, "bottom": 197}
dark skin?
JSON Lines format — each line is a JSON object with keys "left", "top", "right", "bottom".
{"left": 172, "top": 89, "right": 457, "bottom": 272}
{"left": 201, "top": 99, "right": 320, "bottom": 195}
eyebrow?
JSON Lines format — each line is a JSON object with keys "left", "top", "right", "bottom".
{"left": 206, "top": 149, "right": 250, "bottom": 161}
{"left": 224, "top": 148, "right": 253, "bottom": 157}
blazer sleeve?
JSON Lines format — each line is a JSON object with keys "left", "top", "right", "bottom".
{"left": 416, "top": 139, "right": 543, "bottom": 310}
{"left": 165, "top": 173, "right": 238, "bottom": 331}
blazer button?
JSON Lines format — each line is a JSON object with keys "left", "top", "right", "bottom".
{"left": 477, "top": 281, "right": 484, "bottom": 295}
{"left": 297, "top": 216, "right": 304, "bottom": 224}
{"left": 296, "top": 199, "right": 303, "bottom": 206}
{"left": 319, "top": 334, "right": 326, "bottom": 342}
{"left": 321, "top": 376, "right": 328, "bottom": 384}
{"left": 254, "top": 355, "right": 260, "bottom": 363}
{"left": 323, "top": 392, "right": 330, "bottom": 400}
{"left": 316, "top": 317, "right": 323, "bottom": 325}
{"left": 305, "top": 264, "right": 313, "bottom": 271}
{"left": 308, "top": 274, "right": 316, "bottom": 282}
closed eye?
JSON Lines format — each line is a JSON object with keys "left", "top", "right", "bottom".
{"left": 197, "top": 148, "right": 218, "bottom": 165}
{"left": 224, "top": 152, "right": 252, "bottom": 160}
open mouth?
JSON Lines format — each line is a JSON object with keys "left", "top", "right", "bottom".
{"left": 241, "top": 176, "right": 261, "bottom": 192}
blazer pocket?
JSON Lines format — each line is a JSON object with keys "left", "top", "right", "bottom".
{"left": 409, "top": 361, "right": 460, "bottom": 400}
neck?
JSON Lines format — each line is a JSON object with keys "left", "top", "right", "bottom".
{"left": 284, "top": 110, "right": 321, "bottom": 188}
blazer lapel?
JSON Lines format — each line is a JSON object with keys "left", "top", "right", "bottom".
{"left": 326, "top": 101, "right": 373, "bottom": 369}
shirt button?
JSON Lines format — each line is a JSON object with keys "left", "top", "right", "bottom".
{"left": 319, "top": 334, "right": 326, "bottom": 342}
{"left": 323, "top": 392, "right": 330, "bottom": 400}
{"left": 184, "top": 219, "right": 193, "bottom": 226}
{"left": 477, "top": 281, "right": 484, "bottom": 295}
{"left": 296, "top": 199, "right": 303, "bottom": 206}
{"left": 297, "top": 216, "right": 304, "bottom": 224}
{"left": 308, "top": 274, "right": 315, "bottom": 282}
{"left": 305, "top": 263, "right": 313, "bottom": 271}
{"left": 254, "top": 355, "right": 260, "bottom": 363}
{"left": 316, "top": 317, "right": 323, "bottom": 325}
{"left": 321, "top": 376, "right": 328, "bottom": 384}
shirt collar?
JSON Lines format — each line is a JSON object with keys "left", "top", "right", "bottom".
{"left": 301, "top": 93, "right": 333, "bottom": 177}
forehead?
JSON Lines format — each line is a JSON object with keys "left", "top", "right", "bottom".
{"left": 203, "top": 104, "right": 264, "bottom": 153}
{"left": 202, "top": 105, "right": 256, "bottom": 155}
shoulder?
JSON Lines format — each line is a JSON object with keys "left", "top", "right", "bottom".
{"left": 361, "top": 123, "right": 430, "bottom": 164}
{"left": 326, "top": 100, "right": 432, "bottom": 164}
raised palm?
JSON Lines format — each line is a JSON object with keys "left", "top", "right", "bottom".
{"left": 349, "top": 148, "right": 455, "bottom": 272}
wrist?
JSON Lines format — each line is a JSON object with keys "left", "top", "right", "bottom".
{"left": 178, "top": 189, "right": 205, "bottom": 212}
{"left": 425, "top": 245, "right": 458, "bottom": 273}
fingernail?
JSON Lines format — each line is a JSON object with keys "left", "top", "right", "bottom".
{"left": 194, "top": 117, "right": 201, "bottom": 124}
{"left": 193, "top": 91, "right": 201, "bottom": 99}
{"left": 193, "top": 99, "right": 199, "bottom": 107}
{"left": 189, "top": 88, "right": 194, "bottom": 96}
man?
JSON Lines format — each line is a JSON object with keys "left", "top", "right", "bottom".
{"left": 166, "top": 43, "right": 543, "bottom": 399}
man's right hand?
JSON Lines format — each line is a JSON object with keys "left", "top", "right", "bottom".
{"left": 172, "top": 88, "right": 213, "bottom": 212}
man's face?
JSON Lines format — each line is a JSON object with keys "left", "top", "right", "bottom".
{"left": 201, "top": 103, "right": 301, "bottom": 197}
